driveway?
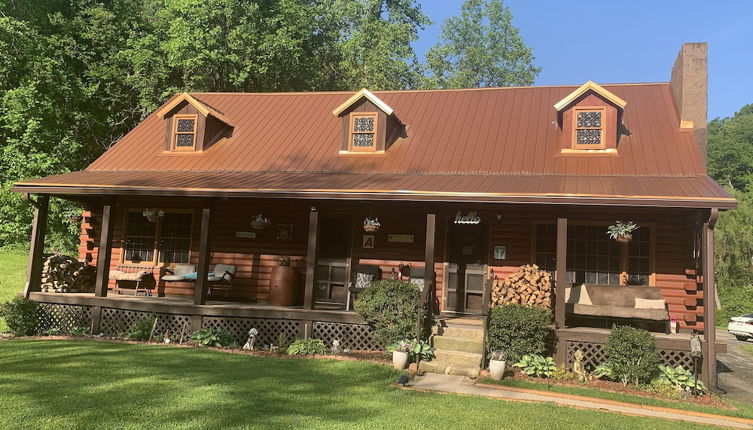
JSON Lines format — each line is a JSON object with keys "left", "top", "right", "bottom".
{"left": 717, "top": 329, "right": 753, "bottom": 402}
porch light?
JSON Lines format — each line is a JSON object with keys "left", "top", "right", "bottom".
{"left": 251, "top": 214, "right": 272, "bottom": 230}
{"left": 363, "top": 216, "right": 380, "bottom": 232}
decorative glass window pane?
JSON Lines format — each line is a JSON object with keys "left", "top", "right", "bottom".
{"left": 576, "top": 129, "right": 601, "bottom": 145}
{"left": 353, "top": 116, "right": 375, "bottom": 132}
{"left": 353, "top": 133, "right": 374, "bottom": 147}
{"left": 176, "top": 133, "right": 194, "bottom": 147}
{"left": 576, "top": 111, "right": 601, "bottom": 128}
{"left": 176, "top": 118, "right": 195, "bottom": 132}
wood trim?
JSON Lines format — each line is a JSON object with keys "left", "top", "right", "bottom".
{"left": 95, "top": 200, "right": 116, "bottom": 297}
{"left": 348, "top": 112, "right": 378, "bottom": 152}
{"left": 120, "top": 208, "right": 194, "bottom": 267}
{"left": 194, "top": 207, "right": 212, "bottom": 305}
{"left": 332, "top": 88, "right": 394, "bottom": 116}
{"left": 572, "top": 107, "right": 607, "bottom": 150}
{"left": 554, "top": 81, "right": 627, "bottom": 111}
{"left": 702, "top": 208, "right": 718, "bottom": 388}
{"left": 425, "top": 214, "right": 437, "bottom": 314}
{"left": 303, "top": 209, "right": 319, "bottom": 309}
{"left": 171, "top": 114, "right": 199, "bottom": 151}
{"left": 24, "top": 195, "right": 49, "bottom": 297}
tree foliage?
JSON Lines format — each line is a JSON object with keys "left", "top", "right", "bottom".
{"left": 708, "top": 104, "right": 753, "bottom": 192}
{"left": 422, "top": 0, "right": 539, "bottom": 89}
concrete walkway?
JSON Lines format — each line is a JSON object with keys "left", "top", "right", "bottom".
{"left": 717, "top": 330, "right": 753, "bottom": 402}
{"left": 411, "top": 373, "right": 753, "bottom": 429}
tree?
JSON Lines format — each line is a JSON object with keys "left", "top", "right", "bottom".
{"left": 422, "top": 0, "right": 539, "bottom": 89}
{"left": 708, "top": 104, "right": 753, "bottom": 192}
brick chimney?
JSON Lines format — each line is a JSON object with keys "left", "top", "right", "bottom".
{"left": 669, "top": 42, "right": 708, "bottom": 159}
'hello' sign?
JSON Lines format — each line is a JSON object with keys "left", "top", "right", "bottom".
{"left": 454, "top": 211, "right": 481, "bottom": 225}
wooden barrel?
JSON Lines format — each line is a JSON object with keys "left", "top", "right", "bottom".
{"left": 269, "top": 266, "right": 298, "bottom": 306}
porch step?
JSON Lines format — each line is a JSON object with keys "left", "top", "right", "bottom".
{"left": 432, "top": 336, "right": 484, "bottom": 354}
{"left": 419, "top": 360, "right": 480, "bottom": 378}
{"left": 438, "top": 325, "right": 485, "bottom": 339}
{"left": 439, "top": 316, "right": 484, "bottom": 326}
{"left": 431, "top": 349, "right": 483, "bottom": 368}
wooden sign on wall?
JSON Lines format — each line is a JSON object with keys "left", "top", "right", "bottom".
{"left": 388, "top": 234, "right": 414, "bottom": 243}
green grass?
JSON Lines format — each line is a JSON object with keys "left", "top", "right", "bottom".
{"left": 0, "top": 251, "right": 27, "bottom": 332}
{"left": 0, "top": 340, "right": 720, "bottom": 430}
{"left": 741, "top": 343, "right": 753, "bottom": 357}
{"left": 483, "top": 377, "right": 753, "bottom": 420}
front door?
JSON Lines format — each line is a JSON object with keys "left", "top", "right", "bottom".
{"left": 444, "top": 215, "right": 488, "bottom": 314}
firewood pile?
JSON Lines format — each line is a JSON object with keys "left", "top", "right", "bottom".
{"left": 40, "top": 254, "right": 96, "bottom": 293}
{"left": 490, "top": 264, "right": 552, "bottom": 309}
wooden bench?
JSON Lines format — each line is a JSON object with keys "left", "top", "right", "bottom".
{"left": 109, "top": 265, "right": 153, "bottom": 296}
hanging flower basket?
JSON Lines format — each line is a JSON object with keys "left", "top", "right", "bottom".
{"left": 251, "top": 214, "right": 272, "bottom": 230}
{"left": 363, "top": 217, "right": 380, "bottom": 232}
{"left": 607, "top": 221, "right": 638, "bottom": 244}
{"left": 143, "top": 208, "right": 165, "bottom": 223}
{"left": 66, "top": 212, "right": 83, "bottom": 223}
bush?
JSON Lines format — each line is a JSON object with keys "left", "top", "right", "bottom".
{"left": 487, "top": 304, "right": 552, "bottom": 363}
{"left": 0, "top": 297, "right": 43, "bottom": 336}
{"left": 603, "top": 326, "right": 659, "bottom": 386}
{"left": 125, "top": 315, "right": 156, "bottom": 341}
{"left": 513, "top": 354, "right": 556, "bottom": 378}
{"left": 287, "top": 338, "right": 327, "bottom": 355}
{"left": 646, "top": 379, "right": 684, "bottom": 400}
{"left": 657, "top": 365, "right": 706, "bottom": 394}
{"left": 190, "top": 328, "right": 236, "bottom": 348}
{"left": 353, "top": 279, "right": 423, "bottom": 346}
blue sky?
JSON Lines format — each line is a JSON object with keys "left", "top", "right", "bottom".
{"left": 412, "top": 1, "right": 753, "bottom": 119}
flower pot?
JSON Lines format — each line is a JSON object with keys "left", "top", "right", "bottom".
{"left": 251, "top": 221, "right": 269, "bottom": 230}
{"left": 392, "top": 351, "right": 409, "bottom": 370}
{"left": 489, "top": 359, "right": 506, "bottom": 380}
{"left": 364, "top": 224, "right": 379, "bottom": 232}
{"left": 146, "top": 216, "right": 159, "bottom": 223}
{"left": 269, "top": 265, "right": 298, "bottom": 306}
{"left": 615, "top": 234, "right": 632, "bottom": 244}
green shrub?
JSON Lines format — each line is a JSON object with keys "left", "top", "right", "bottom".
{"left": 487, "top": 304, "right": 552, "bottom": 363}
{"left": 287, "top": 338, "right": 327, "bottom": 355}
{"left": 513, "top": 354, "right": 556, "bottom": 378}
{"left": 593, "top": 362, "right": 616, "bottom": 381}
{"left": 69, "top": 326, "right": 90, "bottom": 337}
{"left": 190, "top": 327, "right": 236, "bottom": 348}
{"left": 603, "top": 326, "right": 660, "bottom": 386}
{"left": 646, "top": 379, "right": 684, "bottom": 400}
{"left": 551, "top": 365, "right": 574, "bottom": 381}
{"left": 126, "top": 316, "right": 156, "bottom": 341}
{"left": 657, "top": 365, "right": 706, "bottom": 394}
{"left": 0, "top": 297, "right": 43, "bottom": 336}
{"left": 353, "top": 279, "right": 423, "bottom": 346}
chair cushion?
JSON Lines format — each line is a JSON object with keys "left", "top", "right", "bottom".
{"left": 565, "top": 285, "right": 592, "bottom": 305}
{"left": 635, "top": 298, "right": 666, "bottom": 310}
{"left": 182, "top": 272, "right": 198, "bottom": 280}
{"left": 171, "top": 264, "right": 196, "bottom": 276}
{"left": 110, "top": 270, "right": 149, "bottom": 281}
{"left": 207, "top": 275, "right": 225, "bottom": 282}
{"left": 162, "top": 275, "right": 189, "bottom": 282}
{"left": 585, "top": 285, "right": 636, "bottom": 307}
{"left": 569, "top": 303, "right": 668, "bottom": 321}
{"left": 213, "top": 264, "right": 237, "bottom": 277}
{"left": 354, "top": 272, "right": 374, "bottom": 290}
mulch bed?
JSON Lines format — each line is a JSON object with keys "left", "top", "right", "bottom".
{"left": 483, "top": 368, "right": 735, "bottom": 410}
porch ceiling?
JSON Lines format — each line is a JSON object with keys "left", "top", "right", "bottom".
{"left": 12, "top": 169, "right": 736, "bottom": 209}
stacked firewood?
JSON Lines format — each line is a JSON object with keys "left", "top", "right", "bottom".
{"left": 40, "top": 254, "right": 96, "bottom": 293}
{"left": 490, "top": 264, "right": 552, "bottom": 309}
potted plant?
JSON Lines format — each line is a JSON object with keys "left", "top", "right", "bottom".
{"left": 251, "top": 214, "right": 271, "bottom": 230}
{"left": 363, "top": 216, "right": 380, "bottom": 232}
{"left": 488, "top": 350, "right": 507, "bottom": 380}
{"left": 389, "top": 339, "right": 414, "bottom": 370}
{"left": 66, "top": 211, "right": 83, "bottom": 223}
{"left": 143, "top": 208, "right": 164, "bottom": 223}
{"left": 607, "top": 221, "right": 639, "bottom": 244}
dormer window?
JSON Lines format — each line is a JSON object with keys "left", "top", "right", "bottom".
{"left": 350, "top": 113, "right": 377, "bottom": 152}
{"left": 573, "top": 108, "right": 605, "bottom": 148}
{"left": 172, "top": 114, "right": 198, "bottom": 150}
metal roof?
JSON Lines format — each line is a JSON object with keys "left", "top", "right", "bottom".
{"left": 13, "top": 83, "right": 735, "bottom": 208}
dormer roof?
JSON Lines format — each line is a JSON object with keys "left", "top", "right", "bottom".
{"left": 332, "top": 88, "right": 394, "bottom": 116}
{"left": 554, "top": 81, "right": 627, "bottom": 112}
{"left": 157, "top": 92, "right": 234, "bottom": 126}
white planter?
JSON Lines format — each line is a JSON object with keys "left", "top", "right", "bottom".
{"left": 393, "top": 351, "right": 409, "bottom": 370}
{"left": 489, "top": 359, "right": 506, "bottom": 380}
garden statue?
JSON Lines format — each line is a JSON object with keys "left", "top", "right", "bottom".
{"left": 243, "top": 328, "right": 259, "bottom": 350}
{"left": 572, "top": 350, "right": 590, "bottom": 383}
{"left": 331, "top": 339, "right": 341, "bottom": 355}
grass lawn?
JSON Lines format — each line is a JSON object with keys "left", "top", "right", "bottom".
{"left": 0, "top": 340, "right": 721, "bottom": 430}
{"left": 741, "top": 343, "right": 753, "bottom": 357}
{"left": 0, "top": 251, "right": 27, "bottom": 332}
{"left": 483, "top": 377, "right": 753, "bottom": 420}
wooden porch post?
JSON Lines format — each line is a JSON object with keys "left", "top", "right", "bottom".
{"left": 303, "top": 207, "right": 319, "bottom": 310}
{"left": 702, "top": 208, "right": 719, "bottom": 388}
{"left": 23, "top": 194, "right": 49, "bottom": 297}
{"left": 94, "top": 199, "right": 116, "bottom": 298}
{"left": 424, "top": 213, "right": 436, "bottom": 315}
{"left": 554, "top": 216, "right": 568, "bottom": 365}
{"left": 194, "top": 207, "right": 212, "bottom": 305}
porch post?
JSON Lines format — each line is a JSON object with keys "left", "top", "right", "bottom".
{"left": 23, "top": 194, "right": 49, "bottom": 297}
{"left": 194, "top": 207, "right": 212, "bottom": 305}
{"left": 424, "top": 213, "right": 436, "bottom": 314}
{"left": 303, "top": 207, "right": 319, "bottom": 310}
{"left": 702, "top": 208, "right": 719, "bottom": 388}
{"left": 554, "top": 216, "right": 568, "bottom": 365}
{"left": 94, "top": 199, "right": 116, "bottom": 298}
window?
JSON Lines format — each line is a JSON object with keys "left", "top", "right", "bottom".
{"left": 123, "top": 210, "right": 193, "bottom": 265}
{"left": 534, "top": 223, "right": 653, "bottom": 286}
{"left": 349, "top": 113, "right": 377, "bottom": 152}
{"left": 172, "top": 115, "right": 198, "bottom": 150}
{"left": 573, "top": 108, "right": 605, "bottom": 149}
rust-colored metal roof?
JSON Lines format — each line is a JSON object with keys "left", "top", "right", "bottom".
{"left": 13, "top": 83, "right": 735, "bottom": 208}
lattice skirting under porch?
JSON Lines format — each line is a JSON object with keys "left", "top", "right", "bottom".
{"left": 37, "top": 303, "right": 92, "bottom": 334}
{"left": 312, "top": 322, "right": 382, "bottom": 351}
{"left": 201, "top": 316, "right": 302, "bottom": 347}
{"left": 566, "top": 340, "right": 695, "bottom": 371}
{"left": 99, "top": 307, "right": 192, "bottom": 339}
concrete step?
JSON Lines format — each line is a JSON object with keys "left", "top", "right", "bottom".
{"left": 419, "top": 360, "right": 480, "bottom": 378}
{"left": 433, "top": 349, "right": 483, "bottom": 367}
{"left": 441, "top": 325, "right": 484, "bottom": 339}
{"left": 432, "top": 335, "right": 484, "bottom": 354}
{"left": 439, "top": 316, "right": 484, "bottom": 326}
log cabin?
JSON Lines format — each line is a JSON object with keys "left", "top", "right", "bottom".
{"left": 13, "top": 43, "right": 734, "bottom": 386}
